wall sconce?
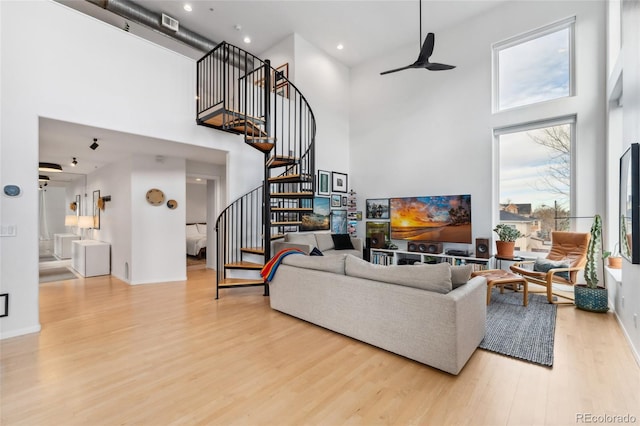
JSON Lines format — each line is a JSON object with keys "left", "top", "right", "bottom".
{"left": 98, "top": 195, "right": 111, "bottom": 210}
{"left": 65, "top": 215, "right": 78, "bottom": 226}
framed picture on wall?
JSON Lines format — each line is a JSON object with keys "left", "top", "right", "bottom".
{"left": 331, "top": 194, "right": 342, "bottom": 208}
{"left": 331, "top": 210, "right": 348, "bottom": 234}
{"left": 317, "top": 170, "right": 331, "bottom": 196}
{"left": 300, "top": 196, "right": 330, "bottom": 231}
{"left": 332, "top": 172, "right": 348, "bottom": 193}
{"left": 366, "top": 221, "right": 390, "bottom": 239}
{"left": 366, "top": 198, "right": 390, "bottom": 219}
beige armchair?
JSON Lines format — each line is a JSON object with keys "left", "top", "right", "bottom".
{"left": 510, "top": 231, "right": 590, "bottom": 304}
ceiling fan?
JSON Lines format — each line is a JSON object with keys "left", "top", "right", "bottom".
{"left": 380, "top": 0, "right": 456, "bottom": 75}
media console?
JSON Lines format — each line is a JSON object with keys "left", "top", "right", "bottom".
{"left": 370, "top": 248, "right": 491, "bottom": 272}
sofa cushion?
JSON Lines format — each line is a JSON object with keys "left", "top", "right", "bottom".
{"left": 285, "top": 233, "right": 318, "bottom": 247}
{"left": 309, "top": 247, "right": 324, "bottom": 256}
{"left": 332, "top": 234, "right": 355, "bottom": 250}
{"left": 345, "top": 255, "right": 452, "bottom": 294}
{"left": 533, "top": 258, "right": 570, "bottom": 280}
{"left": 450, "top": 265, "right": 473, "bottom": 288}
{"left": 282, "top": 253, "right": 345, "bottom": 274}
{"left": 314, "top": 233, "right": 335, "bottom": 252}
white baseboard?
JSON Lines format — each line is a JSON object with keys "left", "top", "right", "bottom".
{"left": 615, "top": 312, "right": 640, "bottom": 368}
{"left": 0, "top": 324, "right": 41, "bottom": 340}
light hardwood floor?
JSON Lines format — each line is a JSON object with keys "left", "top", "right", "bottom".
{"left": 2, "top": 268, "right": 639, "bottom": 425}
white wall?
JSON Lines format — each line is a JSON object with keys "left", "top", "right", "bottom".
{"left": 39, "top": 186, "right": 67, "bottom": 239}
{"left": 617, "top": 0, "right": 640, "bottom": 361}
{"left": 350, "top": 1, "right": 606, "bottom": 250}
{"left": 0, "top": 0, "right": 264, "bottom": 339}
{"left": 186, "top": 183, "right": 207, "bottom": 223}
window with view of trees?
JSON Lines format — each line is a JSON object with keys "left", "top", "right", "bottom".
{"left": 493, "top": 17, "right": 574, "bottom": 111}
{"left": 496, "top": 119, "right": 574, "bottom": 253}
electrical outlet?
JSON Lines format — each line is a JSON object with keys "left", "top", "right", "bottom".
{"left": 0, "top": 224, "right": 17, "bottom": 237}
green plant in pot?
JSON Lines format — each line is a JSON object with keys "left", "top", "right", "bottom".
{"left": 603, "top": 243, "right": 622, "bottom": 269}
{"left": 493, "top": 224, "right": 524, "bottom": 259}
{"left": 575, "top": 214, "right": 609, "bottom": 312}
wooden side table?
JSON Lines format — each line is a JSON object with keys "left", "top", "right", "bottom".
{"left": 471, "top": 269, "right": 528, "bottom": 306}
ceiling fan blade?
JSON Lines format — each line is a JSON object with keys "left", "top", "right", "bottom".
{"left": 380, "top": 64, "right": 413, "bottom": 75}
{"left": 426, "top": 62, "right": 456, "bottom": 71}
{"left": 416, "top": 33, "right": 435, "bottom": 64}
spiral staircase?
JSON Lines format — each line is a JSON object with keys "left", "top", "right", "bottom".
{"left": 196, "top": 42, "right": 316, "bottom": 299}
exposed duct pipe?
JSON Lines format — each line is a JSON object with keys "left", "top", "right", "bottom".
{"left": 86, "top": 0, "right": 217, "bottom": 53}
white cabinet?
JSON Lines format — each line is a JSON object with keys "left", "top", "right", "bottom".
{"left": 370, "top": 248, "right": 491, "bottom": 272}
{"left": 54, "top": 233, "right": 80, "bottom": 259}
{"left": 72, "top": 240, "right": 110, "bottom": 277}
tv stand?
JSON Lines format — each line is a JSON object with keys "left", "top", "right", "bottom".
{"left": 370, "top": 248, "right": 490, "bottom": 271}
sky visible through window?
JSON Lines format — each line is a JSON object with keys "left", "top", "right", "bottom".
{"left": 499, "top": 124, "right": 571, "bottom": 213}
{"left": 498, "top": 27, "right": 570, "bottom": 110}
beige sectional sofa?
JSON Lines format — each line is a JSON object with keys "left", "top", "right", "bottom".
{"left": 273, "top": 232, "right": 363, "bottom": 258}
{"left": 269, "top": 254, "right": 487, "bottom": 375}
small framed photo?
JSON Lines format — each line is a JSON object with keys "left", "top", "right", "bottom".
{"left": 331, "top": 194, "right": 342, "bottom": 208}
{"left": 332, "top": 172, "right": 348, "bottom": 193}
{"left": 275, "top": 83, "right": 289, "bottom": 99}
{"left": 366, "top": 221, "right": 390, "bottom": 239}
{"left": 366, "top": 198, "right": 390, "bottom": 219}
{"left": 274, "top": 63, "right": 288, "bottom": 85}
{"left": 342, "top": 196, "right": 347, "bottom": 206}
{"left": 317, "top": 170, "right": 331, "bottom": 196}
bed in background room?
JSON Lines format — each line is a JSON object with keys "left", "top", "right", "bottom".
{"left": 186, "top": 223, "right": 207, "bottom": 258}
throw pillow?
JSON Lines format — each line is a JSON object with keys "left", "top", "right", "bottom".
{"left": 533, "top": 258, "right": 570, "bottom": 280}
{"left": 282, "top": 253, "right": 346, "bottom": 275}
{"left": 331, "top": 234, "right": 354, "bottom": 250}
{"left": 345, "top": 255, "right": 452, "bottom": 294}
{"left": 314, "top": 233, "right": 335, "bottom": 252}
{"left": 310, "top": 247, "right": 324, "bottom": 256}
{"left": 285, "top": 232, "right": 318, "bottom": 248}
{"left": 450, "top": 265, "right": 473, "bottom": 288}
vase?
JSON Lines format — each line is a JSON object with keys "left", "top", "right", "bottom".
{"left": 607, "top": 257, "right": 622, "bottom": 269}
{"left": 574, "top": 285, "right": 609, "bottom": 313}
{"left": 495, "top": 241, "right": 515, "bottom": 258}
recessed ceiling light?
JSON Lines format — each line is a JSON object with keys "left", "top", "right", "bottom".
{"left": 183, "top": 4, "right": 192, "bottom": 12}
{"left": 243, "top": 36, "right": 251, "bottom": 44}
{"left": 195, "top": 178, "right": 202, "bottom": 182}
{"left": 337, "top": 43, "right": 344, "bottom": 50}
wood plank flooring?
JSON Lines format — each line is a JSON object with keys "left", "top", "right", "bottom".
{"left": 1, "top": 269, "right": 639, "bottom": 425}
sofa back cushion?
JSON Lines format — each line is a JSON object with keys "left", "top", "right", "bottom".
{"left": 314, "top": 233, "right": 335, "bottom": 252}
{"left": 345, "top": 255, "right": 452, "bottom": 294}
{"left": 285, "top": 233, "right": 318, "bottom": 247}
{"left": 282, "top": 253, "right": 346, "bottom": 275}
{"left": 331, "top": 234, "right": 355, "bottom": 250}
{"left": 450, "top": 265, "right": 473, "bottom": 288}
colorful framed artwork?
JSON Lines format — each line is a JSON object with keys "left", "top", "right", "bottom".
{"left": 300, "top": 196, "right": 330, "bottom": 231}
{"left": 366, "top": 221, "right": 390, "bottom": 239}
{"left": 317, "top": 170, "right": 330, "bottom": 196}
{"left": 332, "top": 172, "right": 348, "bottom": 193}
{"left": 331, "top": 194, "right": 342, "bottom": 208}
{"left": 331, "top": 210, "right": 348, "bottom": 234}
{"left": 366, "top": 198, "right": 390, "bottom": 219}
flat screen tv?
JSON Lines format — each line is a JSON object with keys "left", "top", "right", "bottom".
{"left": 620, "top": 143, "right": 640, "bottom": 264}
{"left": 390, "top": 194, "right": 472, "bottom": 243}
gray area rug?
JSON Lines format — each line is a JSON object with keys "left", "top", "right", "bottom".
{"left": 39, "top": 267, "right": 79, "bottom": 283}
{"left": 480, "top": 289, "right": 557, "bottom": 367}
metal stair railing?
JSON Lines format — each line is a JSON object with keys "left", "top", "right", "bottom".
{"left": 197, "top": 41, "right": 316, "bottom": 298}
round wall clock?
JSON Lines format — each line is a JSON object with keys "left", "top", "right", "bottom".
{"left": 146, "top": 188, "right": 165, "bottom": 206}
{"left": 167, "top": 199, "right": 178, "bottom": 210}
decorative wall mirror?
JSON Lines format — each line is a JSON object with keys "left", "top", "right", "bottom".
{"left": 620, "top": 143, "right": 639, "bottom": 264}
{"left": 93, "top": 189, "right": 101, "bottom": 230}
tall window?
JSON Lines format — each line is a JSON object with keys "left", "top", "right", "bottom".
{"left": 493, "top": 17, "right": 575, "bottom": 111}
{"left": 495, "top": 117, "right": 575, "bottom": 252}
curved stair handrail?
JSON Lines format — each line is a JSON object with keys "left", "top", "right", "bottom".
{"left": 197, "top": 42, "right": 316, "bottom": 298}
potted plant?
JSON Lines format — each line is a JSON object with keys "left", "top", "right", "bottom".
{"left": 603, "top": 243, "right": 622, "bottom": 269}
{"left": 575, "top": 214, "right": 609, "bottom": 312}
{"left": 493, "top": 224, "right": 524, "bottom": 258}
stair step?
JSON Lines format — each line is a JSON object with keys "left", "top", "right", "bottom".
{"left": 218, "top": 278, "right": 265, "bottom": 288}
{"left": 271, "top": 234, "right": 285, "bottom": 241}
{"left": 241, "top": 247, "right": 265, "bottom": 255}
{"left": 271, "top": 191, "right": 314, "bottom": 199}
{"left": 267, "top": 155, "right": 298, "bottom": 168}
{"left": 271, "top": 207, "right": 313, "bottom": 212}
{"left": 246, "top": 141, "right": 275, "bottom": 153}
{"left": 271, "top": 221, "right": 303, "bottom": 226}
{"left": 224, "top": 261, "right": 263, "bottom": 270}
{"left": 269, "top": 173, "right": 313, "bottom": 184}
